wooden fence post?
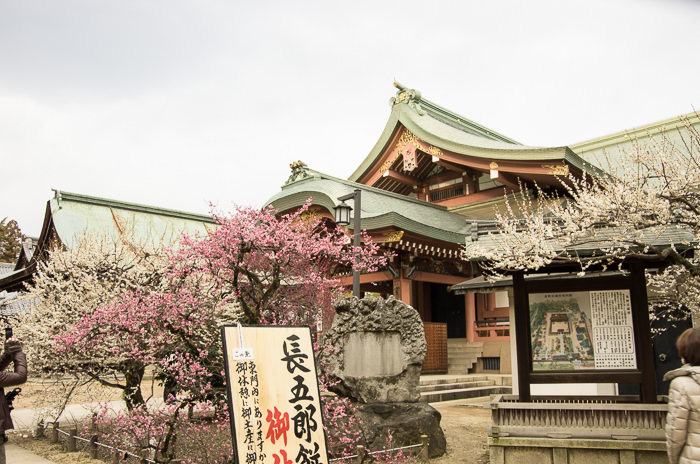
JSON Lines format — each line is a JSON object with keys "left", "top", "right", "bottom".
{"left": 67, "top": 427, "right": 77, "bottom": 452}
{"left": 354, "top": 445, "right": 366, "bottom": 464}
{"left": 50, "top": 422, "right": 59, "bottom": 444}
{"left": 89, "top": 435, "right": 98, "bottom": 459}
{"left": 88, "top": 414, "right": 97, "bottom": 433}
{"left": 419, "top": 435, "right": 430, "bottom": 463}
{"left": 34, "top": 421, "right": 45, "bottom": 439}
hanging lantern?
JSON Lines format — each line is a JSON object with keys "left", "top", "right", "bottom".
{"left": 334, "top": 201, "right": 352, "bottom": 226}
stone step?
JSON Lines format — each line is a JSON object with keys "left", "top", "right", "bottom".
{"left": 447, "top": 353, "right": 481, "bottom": 363}
{"left": 448, "top": 357, "right": 480, "bottom": 369}
{"left": 420, "top": 376, "right": 489, "bottom": 386}
{"left": 446, "top": 341, "right": 483, "bottom": 376}
{"left": 420, "top": 385, "right": 512, "bottom": 403}
{"left": 446, "top": 348, "right": 484, "bottom": 356}
{"left": 447, "top": 363, "right": 473, "bottom": 375}
{"left": 420, "top": 380, "right": 494, "bottom": 393}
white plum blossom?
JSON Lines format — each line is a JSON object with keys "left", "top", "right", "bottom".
{"left": 463, "top": 118, "right": 700, "bottom": 323}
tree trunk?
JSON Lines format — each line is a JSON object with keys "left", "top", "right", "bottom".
{"left": 122, "top": 361, "right": 145, "bottom": 410}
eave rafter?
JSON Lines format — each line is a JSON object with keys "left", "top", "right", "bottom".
{"left": 382, "top": 236, "right": 464, "bottom": 260}
{"left": 492, "top": 171, "right": 520, "bottom": 190}
{"left": 362, "top": 126, "right": 576, "bottom": 193}
{"left": 382, "top": 168, "right": 417, "bottom": 187}
{"left": 432, "top": 158, "right": 464, "bottom": 173}
{"left": 426, "top": 170, "right": 468, "bottom": 184}
{"left": 435, "top": 151, "right": 570, "bottom": 177}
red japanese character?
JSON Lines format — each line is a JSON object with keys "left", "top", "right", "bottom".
{"left": 273, "top": 449, "right": 293, "bottom": 464}
{"left": 266, "top": 406, "right": 290, "bottom": 446}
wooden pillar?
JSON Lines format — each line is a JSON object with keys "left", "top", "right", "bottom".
{"left": 465, "top": 294, "right": 476, "bottom": 342}
{"left": 400, "top": 277, "right": 411, "bottom": 305}
{"left": 393, "top": 276, "right": 411, "bottom": 306}
{"left": 415, "top": 282, "right": 429, "bottom": 321}
{"left": 513, "top": 271, "right": 531, "bottom": 402}
{"left": 630, "top": 264, "right": 657, "bottom": 403}
{"left": 487, "top": 292, "right": 496, "bottom": 312}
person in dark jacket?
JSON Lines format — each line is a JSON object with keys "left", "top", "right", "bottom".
{"left": 664, "top": 327, "right": 700, "bottom": 464}
{"left": 0, "top": 338, "right": 27, "bottom": 464}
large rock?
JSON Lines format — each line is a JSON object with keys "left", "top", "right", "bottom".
{"left": 317, "top": 296, "right": 427, "bottom": 403}
{"left": 318, "top": 297, "right": 446, "bottom": 458}
{"left": 355, "top": 402, "right": 447, "bottom": 458}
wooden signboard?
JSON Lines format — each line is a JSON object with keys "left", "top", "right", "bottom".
{"left": 222, "top": 325, "right": 328, "bottom": 464}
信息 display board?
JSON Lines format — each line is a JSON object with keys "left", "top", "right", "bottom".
{"left": 529, "top": 289, "right": 637, "bottom": 370}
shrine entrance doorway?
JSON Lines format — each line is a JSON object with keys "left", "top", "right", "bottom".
{"left": 429, "top": 283, "right": 466, "bottom": 339}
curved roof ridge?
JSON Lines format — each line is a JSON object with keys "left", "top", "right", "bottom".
{"left": 282, "top": 167, "right": 450, "bottom": 211}
{"left": 350, "top": 85, "right": 597, "bottom": 182}
{"left": 391, "top": 81, "right": 520, "bottom": 144}
{"left": 265, "top": 169, "right": 469, "bottom": 244}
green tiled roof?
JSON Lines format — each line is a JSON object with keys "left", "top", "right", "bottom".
{"left": 265, "top": 170, "right": 468, "bottom": 245}
{"left": 0, "top": 190, "right": 216, "bottom": 292}
{"left": 465, "top": 221, "right": 695, "bottom": 263}
{"left": 350, "top": 84, "right": 595, "bottom": 182}
{"left": 49, "top": 190, "right": 215, "bottom": 249}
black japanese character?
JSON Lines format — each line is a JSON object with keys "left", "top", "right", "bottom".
{"left": 281, "top": 335, "right": 310, "bottom": 373}
{"left": 295, "top": 442, "right": 321, "bottom": 464}
{"left": 292, "top": 403, "right": 317, "bottom": 442}
{"left": 290, "top": 375, "right": 313, "bottom": 403}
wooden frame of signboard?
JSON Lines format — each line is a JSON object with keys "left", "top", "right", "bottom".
{"left": 221, "top": 324, "right": 329, "bottom": 464}
{"left": 512, "top": 264, "right": 658, "bottom": 403}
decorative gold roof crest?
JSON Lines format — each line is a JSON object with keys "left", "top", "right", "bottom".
{"left": 285, "top": 160, "right": 312, "bottom": 185}
{"left": 389, "top": 81, "right": 425, "bottom": 115}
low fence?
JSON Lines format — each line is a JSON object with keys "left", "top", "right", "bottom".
{"left": 35, "top": 420, "right": 171, "bottom": 464}
{"left": 490, "top": 394, "right": 668, "bottom": 440}
{"left": 488, "top": 394, "right": 669, "bottom": 464}
{"left": 34, "top": 421, "right": 430, "bottom": 464}
{"left": 474, "top": 318, "right": 510, "bottom": 341}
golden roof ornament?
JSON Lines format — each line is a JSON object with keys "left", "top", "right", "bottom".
{"left": 284, "top": 160, "right": 312, "bottom": 185}
{"left": 389, "top": 81, "right": 425, "bottom": 115}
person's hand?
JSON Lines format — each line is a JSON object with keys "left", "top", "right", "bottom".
{"left": 3, "top": 339, "right": 22, "bottom": 356}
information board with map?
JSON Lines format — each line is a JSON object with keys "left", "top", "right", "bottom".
{"left": 529, "top": 289, "right": 637, "bottom": 370}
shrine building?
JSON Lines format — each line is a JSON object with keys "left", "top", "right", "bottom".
{"left": 265, "top": 82, "right": 599, "bottom": 375}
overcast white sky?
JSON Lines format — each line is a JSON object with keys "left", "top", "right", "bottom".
{"left": 2, "top": 0, "right": 700, "bottom": 237}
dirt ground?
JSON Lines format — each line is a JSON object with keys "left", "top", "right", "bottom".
{"left": 10, "top": 377, "right": 166, "bottom": 411}
{"left": 431, "top": 401, "right": 492, "bottom": 464}
{"left": 11, "top": 379, "right": 492, "bottom": 464}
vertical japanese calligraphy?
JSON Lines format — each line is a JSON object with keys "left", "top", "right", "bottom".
{"left": 590, "top": 290, "right": 636, "bottom": 369}
{"left": 222, "top": 326, "right": 329, "bottom": 464}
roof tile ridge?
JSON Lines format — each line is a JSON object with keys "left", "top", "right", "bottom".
{"left": 418, "top": 98, "right": 521, "bottom": 145}
{"left": 51, "top": 189, "right": 214, "bottom": 223}
{"left": 391, "top": 81, "right": 520, "bottom": 145}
